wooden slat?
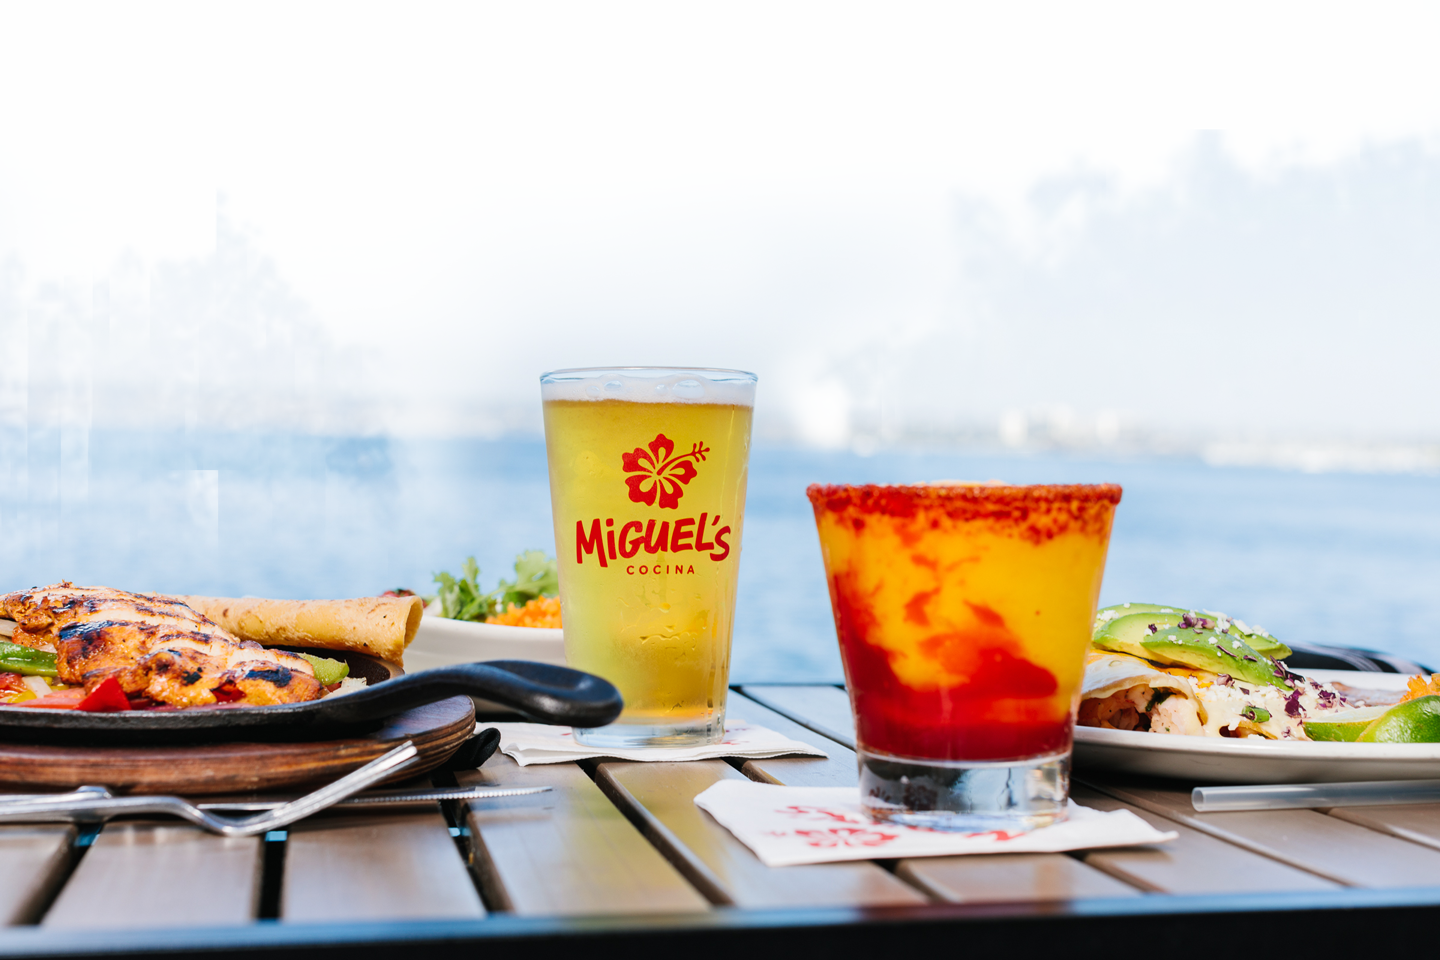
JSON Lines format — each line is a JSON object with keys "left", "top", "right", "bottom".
{"left": 595, "top": 758, "right": 928, "bottom": 908}
{"left": 0, "top": 825, "right": 75, "bottom": 925}
{"left": 739, "top": 685, "right": 856, "bottom": 749}
{"left": 1087, "top": 778, "right": 1440, "bottom": 887}
{"left": 728, "top": 690, "right": 860, "bottom": 788}
{"left": 458, "top": 756, "right": 709, "bottom": 917}
{"left": 898, "top": 852, "right": 1142, "bottom": 903}
{"left": 1328, "top": 804, "right": 1440, "bottom": 853}
{"left": 282, "top": 811, "right": 484, "bottom": 922}
{"left": 1072, "top": 784, "right": 1340, "bottom": 894}
{"left": 44, "top": 824, "right": 260, "bottom": 928}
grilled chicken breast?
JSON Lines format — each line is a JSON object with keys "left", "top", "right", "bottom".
{"left": 2, "top": 582, "right": 322, "bottom": 708}
{"left": 1, "top": 583, "right": 232, "bottom": 649}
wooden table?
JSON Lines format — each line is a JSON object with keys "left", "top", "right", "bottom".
{"left": 4, "top": 685, "right": 1440, "bottom": 957}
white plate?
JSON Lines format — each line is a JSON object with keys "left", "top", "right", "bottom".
{"left": 405, "top": 614, "right": 566, "bottom": 672}
{"left": 1072, "top": 670, "right": 1439, "bottom": 784}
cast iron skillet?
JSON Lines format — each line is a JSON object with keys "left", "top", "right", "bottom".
{"left": 0, "top": 656, "right": 623, "bottom": 746}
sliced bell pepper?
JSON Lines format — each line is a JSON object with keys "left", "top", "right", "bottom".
{"left": 0, "top": 640, "right": 58, "bottom": 677}
{"left": 298, "top": 653, "right": 349, "bottom": 685}
{"left": 76, "top": 676, "right": 131, "bottom": 712}
{"left": 0, "top": 658, "right": 57, "bottom": 677}
{"left": 211, "top": 681, "right": 245, "bottom": 703}
{"left": 15, "top": 688, "right": 86, "bottom": 709}
{"left": 0, "top": 672, "right": 33, "bottom": 704}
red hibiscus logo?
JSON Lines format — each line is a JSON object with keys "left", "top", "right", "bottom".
{"left": 622, "top": 433, "right": 709, "bottom": 509}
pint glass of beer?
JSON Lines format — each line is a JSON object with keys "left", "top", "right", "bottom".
{"left": 541, "top": 367, "right": 757, "bottom": 748}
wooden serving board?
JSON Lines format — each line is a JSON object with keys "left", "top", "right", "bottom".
{"left": 0, "top": 696, "right": 475, "bottom": 795}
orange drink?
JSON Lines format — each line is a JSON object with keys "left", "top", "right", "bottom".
{"left": 808, "top": 482, "right": 1121, "bottom": 829}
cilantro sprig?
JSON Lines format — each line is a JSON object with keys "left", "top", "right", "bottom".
{"left": 432, "top": 551, "right": 559, "bottom": 622}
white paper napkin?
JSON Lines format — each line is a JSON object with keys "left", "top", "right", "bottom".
{"left": 694, "top": 780, "right": 1177, "bottom": 866}
{"left": 488, "top": 719, "right": 829, "bottom": 766}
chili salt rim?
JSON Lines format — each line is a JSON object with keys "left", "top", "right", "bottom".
{"left": 808, "top": 482, "right": 1120, "bottom": 510}
{"left": 805, "top": 483, "right": 1122, "bottom": 535}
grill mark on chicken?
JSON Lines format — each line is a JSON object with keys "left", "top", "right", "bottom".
{"left": 3, "top": 582, "right": 322, "bottom": 709}
{"left": 242, "top": 667, "right": 292, "bottom": 686}
{"left": 230, "top": 665, "right": 320, "bottom": 706}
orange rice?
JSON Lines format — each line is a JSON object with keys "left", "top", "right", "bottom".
{"left": 487, "top": 596, "right": 562, "bottom": 628}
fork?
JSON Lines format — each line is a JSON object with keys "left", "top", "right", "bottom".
{"left": 195, "top": 783, "right": 551, "bottom": 811}
{"left": 0, "top": 741, "right": 427, "bottom": 837}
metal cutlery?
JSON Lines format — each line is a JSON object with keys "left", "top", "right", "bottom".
{"left": 0, "top": 740, "right": 443, "bottom": 836}
{"left": 196, "top": 783, "right": 550, "bottom": 812}
{"left": 0, "top": 780, "right": 550, "bottom": 817}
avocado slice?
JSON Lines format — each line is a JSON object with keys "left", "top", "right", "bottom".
{"left": 1094, "top": 604, "right": 1290, "bottom": 664}
{"left": 1095, "top": 603, "right": 1191, "bottom": 628}
{"left": 1188, "top": 609, "right": 1291, "bottom": 660}
{"left": 1230, "top": 626, "right": 1291, "bottom": 661}
{"left": 1092, "top": 612, "right": 1188, "bottom": 659}
{"left": 1141, "top": 628, "right": 1292, "bottom": 690}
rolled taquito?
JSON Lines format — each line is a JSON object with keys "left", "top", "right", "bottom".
{"left": 178, "top": 595, "right": 423, "bottom": 665}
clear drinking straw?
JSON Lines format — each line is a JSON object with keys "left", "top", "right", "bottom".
{"left": 1192, "top": 779, "right": 1440, "bottom": 812}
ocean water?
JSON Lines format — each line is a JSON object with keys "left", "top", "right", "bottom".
{"left": 2, "top": 431, "right": 1438, "bottom": 680}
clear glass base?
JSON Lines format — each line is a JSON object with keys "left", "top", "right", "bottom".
{"left": 858, "top": 746, "right": 1069, "bottom": 832}
{"left": 573, "top": 712, "right": 725, "bottom": 750}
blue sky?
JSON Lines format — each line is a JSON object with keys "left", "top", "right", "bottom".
{"left": 2, "top": 1, "right": 1438, "bottom": 448}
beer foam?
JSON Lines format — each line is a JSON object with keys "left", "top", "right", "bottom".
{"left": 540, "top": 368, "right": 757, "bottom": 406}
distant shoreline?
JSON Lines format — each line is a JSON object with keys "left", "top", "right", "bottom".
{"left": 2, "top": 379, "right": 1440, "bottom": 477}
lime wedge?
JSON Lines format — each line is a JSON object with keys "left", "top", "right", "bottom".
{"left": 1303, "top": 705, "right": 1391, "bottom": 742}
{"left": 1356, "top": 696, "right": 1440, "bottom": 743}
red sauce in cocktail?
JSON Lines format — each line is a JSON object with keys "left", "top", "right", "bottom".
{"left": 831, "top": 570, "right": 1071, "bottom": 760}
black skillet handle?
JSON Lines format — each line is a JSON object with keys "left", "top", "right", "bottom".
{"left": 314, "top": 660, "right": 623, "bottom": 728}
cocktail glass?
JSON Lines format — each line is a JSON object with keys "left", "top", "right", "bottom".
{"left": 542, "top": 367, "right": 756, "bottom": 749}
{"left": 808, "top": 482, "right": 1122, "bottom": 831}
